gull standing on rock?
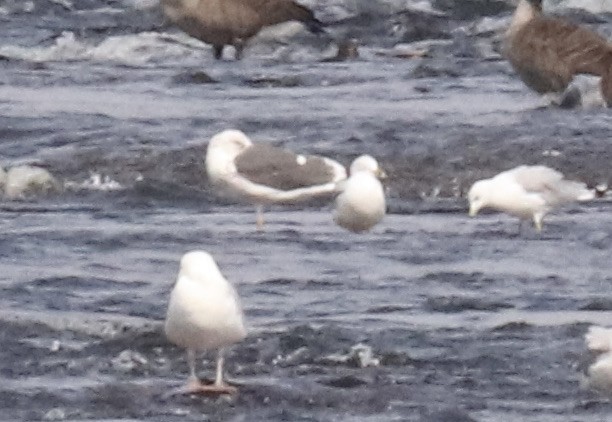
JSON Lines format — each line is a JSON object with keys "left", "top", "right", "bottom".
{"left": 468, "top": 165, "right": 595, "bottom": 232}
{"left": 160, "top": 0, "right": 325, "bottom": 60}
{"left": 583, "top": 326, "right": 612, "bottom": 394}
{"left": 504, "top": 0, "right": 612, "bottom": 106}
{"left": 334, "top": 155, "right": 386, "bottom": 233}
{"left": 165, "top": 250, "right": 246, "bottom": 395}
{"left": 205, "top": 129, "right": 347, "bottom": 230}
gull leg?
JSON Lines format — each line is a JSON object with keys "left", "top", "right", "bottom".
{"left": 184, "top": 348, "right": 203, "bottom": 391}
{"left": 533, "top": 213, "right": 544, "bottom": 233}
{"left": 256, "top": 205, "right": 265, "bottom": 231}
{"left": 215, "top": 348, "right": 225, "bottom": 386}
{"left": 181, "top": 348, "right": 237, "bottom": 395}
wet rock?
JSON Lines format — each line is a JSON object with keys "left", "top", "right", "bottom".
{"left": 366, "top": 304, "right": 411, "bottom": 314}
{"left": 319, "top": 374, "right": 368, "bottom": 388}
{"left": 111, "top": 349, "right": 149, "bottom": 373}
{"left": 320, "top": 344, "right": 380, "bottom": 368}
{"left": 4, "top": 165, "right": 59, "bottom": 199}
{"left": 585, "top": 231, "right": 611, "bottom": 250}
{"left": 379, "top": 43, "right": 429, "bottom": 59}
{"left": 412, "top": 61, "right": 462, "bottom": 78}
{"left": 43, "top": 408, "right": 66, "bottom": 421}
{"left": 388, "top": 9, "right": 451, "bottom": 43}
{"left": 172, "top": 71, "right": 218, "bottom": 85}
{"left": 422, "top": 407, "right": 478, "bottom": 422}
{"left": 278, "top": 325, "right": 353, "bottom": 358}
{"left": 379, "top": 351, "right": 416, "bottom": 366}
{"left": 260, "top": 278, "right": 295, "bottom": 286}
{"left": 245, "top": 76, "right": 302, "bottom": 88}
{"left": 50, "top": 340, "right": 61, "bottom": 353}
{"left": 492, "top": 321, "right": 532, "bottom": 332}
{"left": 433, "top": 0, "right": 511, "bottom": 19}
{"left": 64, "top": 173, "right": 123, "bottom": 192}
{"left": 273, "top": 346, "right": 312, "bottom": 367}
{"left": 321, "top": 39, "right": 360, "bottom": 62}
{"left": 425, "top": 296, "right": 513, "bottom": 313}
{"left": 580, "top": 298, "right": 612, "bottom": 311}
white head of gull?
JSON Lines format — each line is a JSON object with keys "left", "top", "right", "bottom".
{"left": 583, "top": 326, "right": 612, "bottom": 395}
{"left": 334, "top": 154, "right": 386, "bottom": 233}
{"left": 468, "top": 165, "right": 594, "bottom": 232}
{"left": 205, "top": 129, "right": 347, "bottom": 229}
{"left": 165, "top": 250, "right": 246, "bottom": 395}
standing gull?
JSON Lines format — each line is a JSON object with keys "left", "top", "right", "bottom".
{"left": 468, "top": 165, "right": 594, "bottom": 232}
{"left": 583, "top": 326, "right": 612, "bottom": 394}
{"left": 165, "top": 250, "right": 246, "bottom": 395}
{"left": 334, "top": 155, "right": 386, "bottom": 233}
{"left": 160, "top": 0, "right": 325, "bottom": 60}
{"left": 205, "top": 129, "right": 347, "bottom": 229}
{"left": 504, "top": 0, "right": 612, "bottom": 106}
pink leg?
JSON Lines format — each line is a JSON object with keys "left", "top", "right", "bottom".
{"left": 181, "top": 348, "right": 237, "bottom": 395}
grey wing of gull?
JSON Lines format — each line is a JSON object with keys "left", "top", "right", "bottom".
{"left": 234, "top": 144, "right": 342, "bottom": 191}
{"left": 510, "top": 165, "right": 592, "bottom": 204}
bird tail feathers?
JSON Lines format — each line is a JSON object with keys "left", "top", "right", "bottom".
{"left": 586, "top": 326, "right": 612, "bottom": 352}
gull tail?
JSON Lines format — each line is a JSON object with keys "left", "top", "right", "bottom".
{"left": 586, "top": 326, "right": 612, "bottom": 352}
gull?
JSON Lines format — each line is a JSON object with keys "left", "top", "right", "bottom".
{"left": 583, "top": 326, "right": 612, "bottom": 394}
{"left": 205, "top": 129, "right": 346, "bottom": 230}
{"left": 165, "top": 250, "right": 246, "bottom": 395}
{"left": 3, "top": 165, "right": 58, "bottom": 199}
{"left": 468, "top": 165, "right": 594, "bottom": 232}
{"left": 334, "top": 155, "right": 386, "bottom": 233}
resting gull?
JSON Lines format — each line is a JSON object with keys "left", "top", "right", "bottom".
{"left": 160, "top": 0, "right": 325, "bottom": 60}
{"left": 165, "top": 250, "right": 246, "bottom": 395}
{"left": 468, "top": 165, "right": 594, "bottom": 232}
{"left": 504, "top": 0, "right": 612, "bottom": 106}
{"left": 583, "top": 326, "right": 612, "bottom": 394}
{"left": 205, "top": 129, "right": 346, "bottom": 229}
{"left": 334, "top": 155, "right": 386, "bottom": 233}
{"left": 3, "top": 165, "right": 58, "bottom": 199}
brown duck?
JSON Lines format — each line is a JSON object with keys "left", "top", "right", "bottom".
{"left": 504, "top": 0, "right": 612, "bottom": 105}
{"left": 161, "top": 0, "right": 324, "bottom": 60}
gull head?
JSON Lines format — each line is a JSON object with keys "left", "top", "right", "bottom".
{"left": 178, "top": 250, "right": 224, "bottom": 285}
{"left": 349, "top": 155, "right": 386, "bottom": 179}
{"left": 206, "top": 129, "right": 253, "bottom": 181}
{"left": 208, "top": 129, "right": 253, "bottom": 159}
{"left": 468, "top": 179, "right": 492, "bottom": 217}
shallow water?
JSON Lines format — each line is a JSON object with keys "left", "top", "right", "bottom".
{"left": 1, "top": 1, "right": 612, "bottom": 421}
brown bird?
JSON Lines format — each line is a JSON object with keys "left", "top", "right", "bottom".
{"left": 161, "top": 0, "right": 325, "bottom": 60}
{"left": 504, "top": 0, "right": 612, "bottom": 106}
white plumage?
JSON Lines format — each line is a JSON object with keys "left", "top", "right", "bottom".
{"left": 468, "top": 165, "right": 594, "bottom": 232}
{"left": 3, "top": 165, "right": 58, "bottom": 199}
{"left": 584, "top": 326, "right": 612, "bottom": 394}
{"left": 205, "top": 129, "right": 347, "bottom": 229}
{"left": 334, "top": 155, "right": 386, "bottom": 233}
{"left": 165, "top": 250, "right": 246, "bottom": 394}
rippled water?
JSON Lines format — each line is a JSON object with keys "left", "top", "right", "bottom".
{"left": 1, "top": 1, "right": 612, "bottom": 420}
